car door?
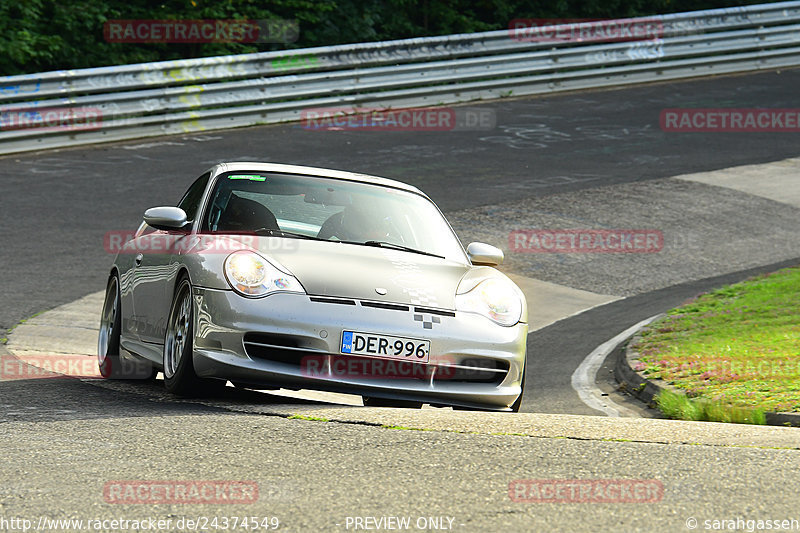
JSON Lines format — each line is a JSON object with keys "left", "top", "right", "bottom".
{"left": 131, "top": 172, "right": 211, "bottom": 345}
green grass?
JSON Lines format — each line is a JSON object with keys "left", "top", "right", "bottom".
{"left": 656, "top": 389, "right": 766, "bottom": 425}
{"left": 287, "top": 415, "right": 330, "bottom": 422}
{"left": 632, "top": 266, "right": 800, "bottom": 417}
{"left": 7, "top": 308, "right": 49, "bottom": 336}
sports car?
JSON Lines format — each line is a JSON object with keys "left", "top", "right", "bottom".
{"left": 98, "top": 162, "right": 528, "bottom": 411}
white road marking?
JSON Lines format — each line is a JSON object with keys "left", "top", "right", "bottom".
{"left": 122, "top": 141, "right": 185, "bottom": 150}
{"left": 571, "top": 314, "right": 661, "bottom": 417}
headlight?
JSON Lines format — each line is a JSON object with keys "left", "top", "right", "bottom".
{"left": 224, "top": 251, "right": 305, "bottom": 298}
{"left": 455, "top": 278, "right": 524, "bottom": 327}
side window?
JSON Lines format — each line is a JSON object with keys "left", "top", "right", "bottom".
{"left": 177, "top": 172, "right": 211, "bottom": 222}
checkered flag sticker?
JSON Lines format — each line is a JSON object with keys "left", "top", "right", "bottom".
{"left": 414, "top": 313, "right": 441, "bottom": 330}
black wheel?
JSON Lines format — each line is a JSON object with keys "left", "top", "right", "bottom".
{"left": 98, "top": 275, "right": 155, "bottom": 380}
{"left": 362, "top": 396, "right": 423, "bottom": 409}
{"left": 163, "top": 276, "right": 223, "bottom": 396}
{"left": 509, "top": 368, "right": 526, "bottom": 413}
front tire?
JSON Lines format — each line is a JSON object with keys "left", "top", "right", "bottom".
{"left": 163, "top": 276, "right": 208, "bottom": 396}
{"left": 509, "top": 369, "right": 526, "bottom": 413}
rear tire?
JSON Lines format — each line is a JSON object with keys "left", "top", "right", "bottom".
{"left": 98, "top": 275, "right": 155, "bottom": 380}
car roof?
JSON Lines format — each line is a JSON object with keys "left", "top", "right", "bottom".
{"left": 210, "top": 162, "right": 426, "bottom": 197}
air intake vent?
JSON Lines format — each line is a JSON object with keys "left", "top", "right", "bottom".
{"left": 360, "top": 301, "right": 409, "bottom": 311}
{"left": 242, "top": 332, "right": 324, "bottom": 365}
{"left": 414, "top": 307, "right": 455, "bottom": 317}
{"left": 309, "top": 296, "right": 356, "bottom": 305}
{"left": 433, "top": 358, "right": 509, "bottom": 384}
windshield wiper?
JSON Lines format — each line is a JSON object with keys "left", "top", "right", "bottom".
{"left": 253, "top": 228, "right": 325, "bottom": 241}
{"left": 356, "top": 240, "right": 444, "bottom": 259}
{"left": 252, "top": 231, "right": 444, "bottom": 258}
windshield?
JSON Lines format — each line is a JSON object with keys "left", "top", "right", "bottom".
{"left": 201, "top": 171, "right": 467, "bottom": 262}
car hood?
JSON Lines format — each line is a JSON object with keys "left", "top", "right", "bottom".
{"left": 266, "top": 239, "right": 470, "bottom": 309}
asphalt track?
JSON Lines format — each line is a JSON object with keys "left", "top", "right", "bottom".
{"left": 2, "top": 68, "right": 800, "bottom": 531}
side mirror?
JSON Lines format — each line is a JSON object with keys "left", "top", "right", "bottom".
{"left": 466, "top": 242, "right": 504, "bottom": 267}
{"left": 143, "top": 207, "right": 189, "bottom": 231}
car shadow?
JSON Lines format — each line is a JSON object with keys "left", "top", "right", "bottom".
{"left": 0, "top": 359, "right": 361, "bottom": 424}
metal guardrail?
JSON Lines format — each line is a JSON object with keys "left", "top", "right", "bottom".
{"left": 1, "top": 1, "right": 799, "bottom": 155}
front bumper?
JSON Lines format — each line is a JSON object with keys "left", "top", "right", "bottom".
{"left": 192, "top": 288, "right": 527, "bottom": 410}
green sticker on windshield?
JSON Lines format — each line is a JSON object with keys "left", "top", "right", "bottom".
{"left": 229, "top": 174, "right": 266, "bottom": 181}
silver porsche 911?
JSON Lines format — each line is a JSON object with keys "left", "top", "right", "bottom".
{"left": 98, "top": 162, "right": 527, "bottom": 411}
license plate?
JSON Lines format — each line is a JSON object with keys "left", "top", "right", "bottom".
{"left": 341, "top": 331, "right": 430, "bottom": 363}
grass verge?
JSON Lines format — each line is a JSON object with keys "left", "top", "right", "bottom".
{"left": 655, "top": 389, "right": 766, "bottom": 425}
{"left": 632, "top": 266, "right": 800, "bottom": 421}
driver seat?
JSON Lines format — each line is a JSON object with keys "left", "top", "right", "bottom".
{"left": 317, "top": 206, "right": 373, "bottom": 241}
{"left": 216, "top": 194, "right": 279, "bottom": 233}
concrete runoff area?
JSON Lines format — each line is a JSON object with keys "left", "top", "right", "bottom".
{"left": 677, "top": 157, "right": 800, "bottom": 208}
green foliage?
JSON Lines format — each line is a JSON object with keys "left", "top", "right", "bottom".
{"left": 0, "top": 0, "right": 772, "bottom": 76}
{"left": 656, "top": 389, "right": 767, "bottom": 425}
